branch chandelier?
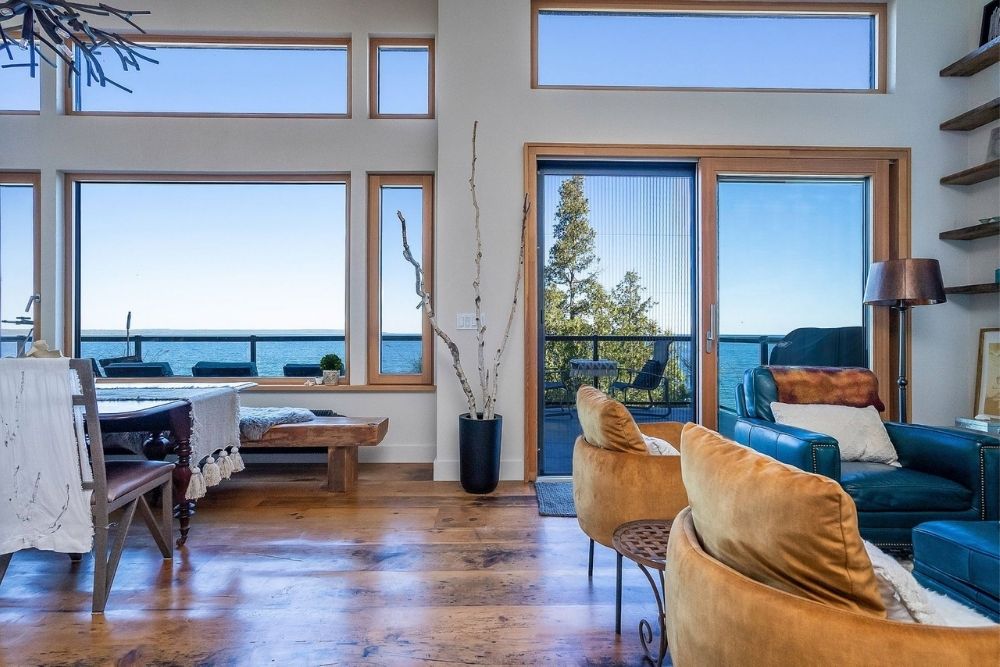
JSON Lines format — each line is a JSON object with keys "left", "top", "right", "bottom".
{"left": 0, "top": 1, "right": 154, "bottom": 91}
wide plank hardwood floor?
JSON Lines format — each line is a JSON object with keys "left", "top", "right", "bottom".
{"left": 0, "top": 464, "right": 670, "bottom": 666}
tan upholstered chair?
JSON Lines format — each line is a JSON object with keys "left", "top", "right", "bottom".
{"left": 667, "top": 508, "right": 1000, "bottom": 666}
{"left": 573, "top": 419, "right": 689, "bottom": 634}
{"left": 665, "top": 424, "right": 1000, "bottom": 665}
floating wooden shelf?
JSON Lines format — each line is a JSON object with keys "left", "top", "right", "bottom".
{"left": 940, "top": 220, "right": 1000, "bottom": 240}
{"left": 940, "top": 159, "right": 1000, "bottom": 186}
{"left": 941, "top": 37, "right": 1000, "bottom": 77}
{"left": 944, "top": 283, "right": 1000, "bottom": 295}
{"left": 940, "top": 98, "right": 1000, "bottom": 131}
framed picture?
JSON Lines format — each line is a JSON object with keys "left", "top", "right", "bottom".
{"left": 981, "top": 1, "right": 1000, "bottom": 46}
{"left": 974, "top": 328, "right": 1000, "bottom": 419}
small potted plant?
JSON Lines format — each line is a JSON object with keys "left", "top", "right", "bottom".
{"left": 319, "top": 353, "right": 344, "bottom": 385}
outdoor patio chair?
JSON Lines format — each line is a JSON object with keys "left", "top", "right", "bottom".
{"left": 0, "top": 359, "right": 175, "bottom": 613}
{"left": 544, "top": 367, "right": 573, "bottom": 415}
{"left": 103, "top": 361, "right": 174, "bottom": 378}
{"left": 769, "top": 326, "right": 865, "bottom": 367}
{"left": 283, "top": 363, "right": 322, "bottom": 377}
{"left": 192, "top": 361, "right": 258, "bottom": 377}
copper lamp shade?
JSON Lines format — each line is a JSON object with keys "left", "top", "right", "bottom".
{"left": 863, "top": 258, "right": 947, "bottom": 306}
{"left": 862, "top": 258, "right": 946, "bottom": 424}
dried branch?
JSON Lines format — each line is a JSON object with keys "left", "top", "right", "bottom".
{"left": 484, "top": 194, "right": 529, "bottom": 420}
{"left": 469, "top": 120, "right": 488, "bottom": 406}
{"left": 398, "top": 211, "right": 479, "bottom": 416}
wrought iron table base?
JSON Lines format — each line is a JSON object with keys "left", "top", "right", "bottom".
{"left": 635, "top": 562, "right": 667, "bottom": 666}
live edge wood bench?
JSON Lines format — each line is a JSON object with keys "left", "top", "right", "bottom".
{"left": 239, "top": 416, "right": 389, "bottom": 493}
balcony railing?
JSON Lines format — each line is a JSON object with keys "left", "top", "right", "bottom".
{"left": 542, "top": 332, "right": 784, "bottom": 410}
{"left": 74, "top": 333, "right": 421, "bottom": 377}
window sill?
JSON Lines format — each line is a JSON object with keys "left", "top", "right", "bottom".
{"left": 95, "top": 377, "right": 434, "bottom": 393}
{"left": 247, "top": 383, "right": 435, "bottom": 393}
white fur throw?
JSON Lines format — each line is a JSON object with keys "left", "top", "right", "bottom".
{"left": 864, "top": 541, "right": 996, "bottom": 627}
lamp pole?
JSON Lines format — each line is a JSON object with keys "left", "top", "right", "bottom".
{"left": 895, "top": 302, "right": 908, "bottom": 424}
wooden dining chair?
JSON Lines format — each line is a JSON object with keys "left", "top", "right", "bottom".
{"left": 0, "top": 359, "right": 176, "bottom": 613}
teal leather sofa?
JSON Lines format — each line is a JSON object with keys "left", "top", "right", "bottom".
{"left": 734, "top": 366, "right": 999, "bottom": 550}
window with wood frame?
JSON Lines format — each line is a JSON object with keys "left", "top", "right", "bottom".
{"left": 70, "top": 36, "right": 351, "bottom": 116}
{"left": 67, "top": 175, "right": 350, "bottom": 382}
{"left": 0, "top": 173, "right": 40, "bottom": 356}
{"left": 0, "top": 46, "right": 40, "bottom": 112}
{"left": 367, "top": 174, "right": 434, "bottom": 385}
{"left": 532, "top": 1, "right": 887, "bottom": 92}
{"left": 368, "top": 38, "right": 434, "bottom": 118}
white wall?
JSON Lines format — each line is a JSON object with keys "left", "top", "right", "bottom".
{"left": 433, "top": 0, "right": 1000, "bottom": 480}
{"left": 0, "top": 0, "right": 440, "bottom": 464}
{"left": 2, "top": 1, "right": 995, "bottom": 478}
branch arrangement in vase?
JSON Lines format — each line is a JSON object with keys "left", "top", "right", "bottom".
{"left": 397, "top": 121, "right": 529, "bottom": 421}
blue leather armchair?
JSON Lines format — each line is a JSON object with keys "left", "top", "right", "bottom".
{"left": 734, "top": 366, "right": 999, "bottom": 549}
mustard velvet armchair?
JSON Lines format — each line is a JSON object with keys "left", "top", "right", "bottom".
{"left": 572, "top": 421, "right": 689, "bottom": 634}
{"left": 666, "top": 508, "right": 1000, "bottom": 666}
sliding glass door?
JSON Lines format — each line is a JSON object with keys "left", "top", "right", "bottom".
{"left": 537, "top": 161, "right": 696, "bottom": 476}
{"left": 701, "top": 159, "right": 881, "bottom": 435}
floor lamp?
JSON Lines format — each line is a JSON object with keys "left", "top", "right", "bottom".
{"left": 863, "top": 258, "right": 946, "bottom": 423}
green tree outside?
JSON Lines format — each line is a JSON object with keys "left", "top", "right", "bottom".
{"left": 543, "top": 175, "right": 687, "bottom": 405}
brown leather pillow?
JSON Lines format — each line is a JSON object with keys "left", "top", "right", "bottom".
{"left": 770, "top": 366, "right": 886, "bottom": 412}
{"left": 575, "top": 386, "right": 646, "bottom": 454}
{"left": 679, "top": 423, "right": 886, "bottom": 618}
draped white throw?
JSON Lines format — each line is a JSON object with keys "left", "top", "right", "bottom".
{"left": 0, "top": 358, "right": 94, "bottom": 555}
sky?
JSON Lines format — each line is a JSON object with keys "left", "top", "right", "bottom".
{"left": 77, "top": 182, "right": 349, "bottom": 332}
{"left": 537, "top": 11, "right": 874, "bottom": 89}
{"left": 541, "top": 173, "right": 866, "bottom": 337}
{"left": 0, "top": 46, "right": 40, "bottom": 110}
{"left": 378, "top": 47, "right": 429, "bottom": 115}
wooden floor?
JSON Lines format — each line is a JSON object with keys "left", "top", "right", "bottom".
{"left": 0, "top": 464, "right": 671, "bottom": 666}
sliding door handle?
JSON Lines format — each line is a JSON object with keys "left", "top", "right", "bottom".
{"left": 706, "top": 303, "right": 718, "bottom": 354}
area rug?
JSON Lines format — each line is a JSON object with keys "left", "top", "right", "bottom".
{"left": 535, "top": 480, "right": 576, "bottom": 517}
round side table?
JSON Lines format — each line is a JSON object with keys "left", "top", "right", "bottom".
{"left": 612, "top": 519, "right": 673, "bottom": 667}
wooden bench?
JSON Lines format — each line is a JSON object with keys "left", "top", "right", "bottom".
{"left": 239, "top": 416, "right": 389, "bottom": 493}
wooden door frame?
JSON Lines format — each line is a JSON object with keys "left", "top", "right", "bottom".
{"left": 522, "top": 144, "right": 910, "bottom": 481}
{"left": 0, "top": 171, "right": 42, "bottom": 345}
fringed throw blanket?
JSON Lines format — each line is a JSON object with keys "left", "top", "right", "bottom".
{"left": 769, "top": 366, "right": 886, "bottom": 412}
{"left": 97, "top": 386, "right": 244, "bottom": 500}
{"left": 0, "top": 359, "right": 94, "bottom": 555}
{"left": 239, "top": 406, "right": 315, "bottom": 441}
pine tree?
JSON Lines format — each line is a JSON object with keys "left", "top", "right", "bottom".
{"left": 544, "top": 176, "right": 600, "bottom": 320}
{"left": 543, "top": 176, "right": 688, "bottom": 405}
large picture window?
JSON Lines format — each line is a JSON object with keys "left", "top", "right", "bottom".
{"left": 69, "top": 176, "right": 349, "bottom": 381}
{"left": 71, "top": 37, "right": 351, "bottom": 116}
{"left": 532, "top": 2, "right": 886, "bottom": 92}
{"left": 367, "top": 174, "right": 434, "bottom": 384}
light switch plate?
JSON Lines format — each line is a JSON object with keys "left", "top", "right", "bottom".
{"left": 456, "top": 313, "right": 479, "bottom": 330}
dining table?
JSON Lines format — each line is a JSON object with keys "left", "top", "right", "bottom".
{"left": 97, "top": 383, "right": 252, "bottom": 547}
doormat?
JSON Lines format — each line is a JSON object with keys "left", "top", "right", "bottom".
{"left": 535, "top": 480, "right": 576, "bottom": 517}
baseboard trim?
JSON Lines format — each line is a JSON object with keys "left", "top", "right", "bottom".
{"left": 242, "top": 443, "right": 436, "bottom": 465}
{"left": 433, "top": 459, "right": 524, "bottom": 481}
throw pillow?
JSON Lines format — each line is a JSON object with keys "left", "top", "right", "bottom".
{"left": 575, "top": 386, "right": 647, "bottom": 454}
{"left": 642, "top": 434, "right": 679, "bottom": 456}
{"left": 770, "top": 402, "right": 899, "bottom": 466}
{"left": 679, "top": 423, "right": 886, "bottom": 617}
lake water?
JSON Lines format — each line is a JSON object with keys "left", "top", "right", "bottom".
{"left": 49, "top": 332, "right": 762, "bottom": 395}
{"left": 79, "top": 337, "right": 422, "bottom": 377}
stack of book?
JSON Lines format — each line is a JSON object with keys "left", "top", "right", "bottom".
{"left": 955, "top": 417, "right": 1000, "bottom": 434}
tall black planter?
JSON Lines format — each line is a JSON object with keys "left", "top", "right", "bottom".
{"left": 458, "top": 413, "right": 502, "bottom": 494}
